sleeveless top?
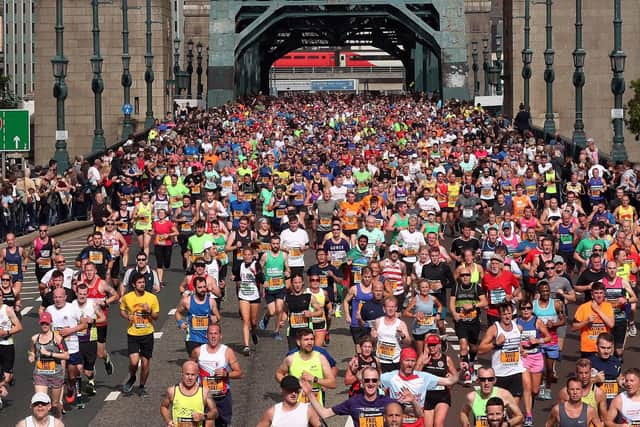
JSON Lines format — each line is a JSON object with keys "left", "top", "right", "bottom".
{"left": 492, "top": 320, "right": 524, "bottom": 376}
{"left": 603, "top": 276, "right": 627, "bottom": 321}
{"left": 422, "top": 353, "right": 449, "bottom": 392}
{"left": 290, "top": 351, "right": 324, "bottom": 405}
{"left": 350, "top": 284, "right": 373, "bottom": 327}
{"left": 581, "top": 384, "right": 598, "bottom": 410}
{"left": 34, "top": 237, "right": 54, "bottom": 271}
{"left": 533, "top": 298, "right": 559, "bottom": 345}
{"left": 264, "top": 252, "right": 286, "bottom": 292}
{"left": 620, "top": 392, "right": 640, "bottom": 424}
{"left": 135, "top": 202, "right": 153, "bottom": 231}
{"left": 291, "top": 181, "right": 306, "bottom": 206}
{"left": 471, "top": 387, "right": 499, "bottom": 426}
{"left": 238, "top": 261, "right": 260, "bottom": 301}
{"left": 153, "top": 194, "right": 170, "bottom": 219}
{"left": 453, "top": 282, "right": 481, "bottom": 322}
{"left": 34, "top": 333, "right": 64, "bottom": 376}
{"left": 517, "top": 315, "right": 541, "bottom": 355}
{"left": 186, "top": 294, "right": 212, "bottom": 344}
{"left": 558, "top": 222, "right": 574, "bottom": 252}
{"left": 272, "top": 402, "right": 310, "bottom": 427}
{"left": 559, "top": 402, "right": 588, "bottom": 427}
{"left": 381, "top": 259, "right": 404, "bottom": 296}
{"left": 286, "top": 292, "right": 312, "bottom": 332}
{"left": 24, "top": 416, "right": 55, "bottom": 427}
{"left": 116, "top": 209, "right": 132, "bottom": 236}
{"left": 375, "top": 317, "right": 402, "bottom": 364}
{"left": 102, "top": 231, "right": 121, "bottom": 257}
{"left": 306, "top": 288, "right": 326, "bottom": 324}
{"left": 0, "top": 304, "right": 14, "bottom": 345}
{"left": 412, "top": 294, "right": 437, "bottom": 335}
{"left": 4, "top": 247, "right": 23, "bottom": 280}
{"left": 172, "top": 385, "right": 205, "bottom": 427}
{"left": 197, "top": 344, "right": 230, "bottom": 397}
{"left": 1, "top": 287, "right": 16, "bottom": 309}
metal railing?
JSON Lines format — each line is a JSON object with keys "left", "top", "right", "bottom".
{"left": 272, "top": 66, "right": 405, "bottom": 74}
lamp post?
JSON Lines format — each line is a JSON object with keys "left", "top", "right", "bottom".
{"left": 572, "top": 0, "right": 586, "bottom": 155}
{"left": 482, "top": 37, "right": 489, "bottom": 96}
{"left": 186, "top": 39, "right": 194, "bottom": 99}
{"left": 196, "top": 42, "right": 203, "bottom": 100}
{"left": 121, "top": 0, "right": 133, "bottom": 138}
{"left": 521, "top": 0, "right": 532, "bottom": 109}
{"left": 90, "top": 0, "right": 106, "bottom": 153}
{"left": 143, "top": 0, "right": 154, "bottom": 129}
{"left": 173, "top": 38, "right": 181, "bottom": 120}
{"left": 471, "top": 41, "right": 479, "bottom": 97}
{"left": 542, "top": 0, "right": 556, "bottom": 138}
{"left": 610, "top": 0, "right": 627, "bottom": 162}
{"left": 495, "top": 33, "right": 503, "bottom": 96}
{"left": 52, "top": 0, "right": 69, "bottom": 173}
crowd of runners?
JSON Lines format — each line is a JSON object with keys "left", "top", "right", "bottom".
{"left": 2, "top": 93, "right": 640, "bottom": 426}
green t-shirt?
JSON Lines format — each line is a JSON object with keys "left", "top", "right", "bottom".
{"left": 575, "top": 237, "right": 606, "bottom": 260}
{"left": 187, "top": 233, "right": 214, "bottom": 257}
{"left": 260, "top": 188, "right": 274, "bottom": 218}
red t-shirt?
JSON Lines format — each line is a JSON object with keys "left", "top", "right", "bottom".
{"left": 152, "top": 220, "right": 174, "bottom": 246}
{"left": 481, "top": 271, "right": 520, "bottom": 318}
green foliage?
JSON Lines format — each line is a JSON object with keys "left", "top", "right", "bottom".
{"left": 627, "top": 79, "right": 640, "bottom": 140}
{"left": 0, "top": 75, "right": 21, "bottom": 109}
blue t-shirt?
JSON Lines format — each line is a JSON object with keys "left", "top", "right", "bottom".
{"left": 380, "top": 370, "right": 440, "bottom": 406}
{"left": 331, "top": 394, "right": 396, "bottom": 426}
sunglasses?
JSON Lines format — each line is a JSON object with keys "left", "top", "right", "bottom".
{"left": 39, "top": 229, "right": 48, "bottom": 232}
{"left": 55, "top": 260, "right": 65, "bottom": 264}
{"left": 309, "top": 278, "right": 320, "bottom": 282}
{"left": 460, "top": 273, "right": 471, "bottom": 277}
{"left": 32, "top": 402, "right": 49, "bottom": 407}
{"left": 106, "top": 222, "right": 115, "bottom": 225}
{"left": 520, "top": 306, "right": 533, "bottom": 310}
{"left": 478, "top": 377, "right": 496, "bottom": 382}
{"left": 1, "top": 278, "right": 10, "bottom": 282}
{"left": 363, "top": 378, "right": 379, "bottom": 384}
{"left": 545, "top": 267, "right": 555, "bottom": 271}
{"left": 137, "top": 258, "right": 147, "bottom": 262}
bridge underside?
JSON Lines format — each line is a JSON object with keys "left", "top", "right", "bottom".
{"left": 207, "top": 0, "right": 468, "bottom": 106}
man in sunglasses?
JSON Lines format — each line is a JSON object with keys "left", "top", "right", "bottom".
{"left": 40, "top": 255, "right": 75, "bottom": 295}
{"left": 122, "top": 252, "right": 160, "bottom": 296}
{"left": 301, "top": 366, "right": 395, "bottom": 427}
{"left": 460, "top": 366, "right": 523, "bottom": 427}
{"left": 257, "top": 375, "right": 321, "bottom": 427}
{"left": 575, "top": 253, "right": 606, "bottom": 302}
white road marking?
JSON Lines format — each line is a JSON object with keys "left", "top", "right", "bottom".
{"left": 451, "top": 344, "right": 460, "bottom": 351}
{"left": 21, "top": 291, "right": 41, "bottom": 295}
{"left": 104, "top": 391, "right": 120, "bottom": 401}
{"left": 21, "top": 306, "right": 32, "bottom": 316}
{"left": 36, "top": 297, "right": 42, "bottom": 302}
{"left": 154, "top": 332, "right": 163, "bottom": 339}
{"left": 445, "top": 327, "right": 455, "bottom": 334}
{"left": 168, "top": 308, "right": 176, "bottom": 315}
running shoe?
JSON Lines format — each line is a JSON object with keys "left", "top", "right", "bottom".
{"left": 123, "top": 375, "right": 137, "bottom": 394}
{"left": 0, "top": 396, "right": 3, "bottom": 410}
{"left": 258, "top": 318, "right": 267, "bottom": 331}
{"left": 524, "top": 415, "right": 533, "bottom": 427}
{"left": 86, "top": 379, "right": 96, "bottom": 396}
{"left": 543, "top": 388, "right": 553, "bottom": 400}
{"left": 64, "top": 385, "right": 76, "bottom": 404}
{"left": 243, "top": 346, "right": 250, "bottom": 356}
{"left": 629, "top": 322, "right": 638, "bottom": 337}
{"left": 323, "top": 333, "right": 330, "bottom": 347}
{"left": 273, "top": 332, "right": 283, "bottom": 341}
{"left": 104, "top": 353, "right": 114, "bottom": 376}
{"left": 334, "top": 306, "right": 343, "bottom": 318}
{"left": 138, "top": 386, "right": 149, "bottom": 398}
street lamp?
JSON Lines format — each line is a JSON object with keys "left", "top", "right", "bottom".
{"left": 495, "top": 33, "right": 503, "bottom": 96}
{"left": 482, "top": 37, "right": 489, "bottom": 96}
{"left": 196, "top": 42, "right": 204, "bottom": 100}
{"left": 521, "top": 0, "right": 532, "bottom": 110}
{"left": 542, "top": 0, "right": 556, "bottom": 139}
{"left": 186, "top": 39, "right": 194, "bottom": 98}
{"left": 90, "top": 0, "right": 106, "bottom": 153}
{"left": 173, "top": 37, "right": 181, "bottom": 95}
{"left": 144, "top": 0, "right": 155, "bottom": 129}
{"left": 121, "top": 0, "right": 133, "bottom": 138}
{"left": 610, "top": 0, "right": 627, "bottom": 162}
{"left": 471, "top": 41, "right": 479, "bottom": 97}
{"left": 52, "top": 0, "right": 69, "bottom": 173}
{"left": 572, "top": 0, "right": 586, "bottom": 154}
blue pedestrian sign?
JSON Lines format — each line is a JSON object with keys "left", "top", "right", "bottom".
{"left": 122, "top": 103, "right": 134, "bottom": 115}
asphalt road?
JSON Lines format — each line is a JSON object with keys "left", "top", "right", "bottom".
{"left": 4, "top": 229, "right": 640, "bottom": 427}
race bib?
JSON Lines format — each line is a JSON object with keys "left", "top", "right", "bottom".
{"left": 88, "top": 251, "right": 104, "bottom": 264}
{"left": 275, "top": 209, "right": 287, "bottom": 218}
{"left": 37, "top": 258, "right": 52, "bottom": 269}
{"left": 176, "top": 418, "right": 195, "bottom": 427}
{"left": 289, "top": 312, "right": 308, "bottom": 328}
{"left": 602, "top": 380, "right": 619, "bottom": 399}
{"left": 267, "top": 277, "right": 284, "bottom": 290}
{"left": 500, "top": 350, "right": 520, "bottom": 364}
{"left": 233, "top": 210, "right": 243, "bottom": 219}
{"left": 133, "top": 311, "right": 149, "bottom": 329}
{"left": 475, "top": 417, "right": 489, "bottom": 427}
{"left": 319, "top": 276, "right": 329, "bottom": 289}
{"left": 319, "top": 217, "right": 332, "bottom": 226}
{"left": 359, "top": 414, "right": 384, "bottom": 427}
{"left": 588, "top": 323, "right": 607, "bottom": 340}
{"left": 481, "top": 188, "right": 492, "bottom": 197}
{"left": 36, "top": 359, "right": 56, "bottom": 373}
{"left": 294, "top": 193, "right": 304, "bottom": 201}
{"left": 404, "top": 248, "right": 417, "bottom": 257}
{"left": 180, "top": 223, "right": 192, "bottom": 232}
{"left": 289, "top": 248, "right": 302, "bottom": 258}
{"left": 205, "top": 376, "right": 228, "bottom": 397}
{"left": 490, "top": 288, "right": 506, "bottom": 305}
{"left": 190, "top": 315, "right": 209, "bottom": 331}
{"left": 5, "top": 263, "right": 18, "bottom": 274}
{"left": 463, "top": 208, "right": 473, "bottom": 218}
{"left": 417, "top": 315, "right": 435, "bottom": 326}
{"left": 298, "top": 387, "right": 322, "bottom": 404}
{"left": 376, "top": 341, "right": 396, "bottom": 361}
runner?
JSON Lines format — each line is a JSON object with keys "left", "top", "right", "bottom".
{"left": 176, "top": 276, "right": 221, "bottom": 358}
{"left": 283, "top": 274, "right": 322, "bottom": 351}
{"left": 343, "top": 266, "right": 374, "bottom": 351}
{"left": 259, "top": 236, "right": 290, "bottom": 340}
{"left": 192, "top": 324, "right": 243, "bottom": 427}
{"left": 0, "top": 289, "right": 22, "bottom": 408}
{"left": 122, "top": 252, "right": 160, "bottom": 295}
{"left": 31, "top": 225, "right": 57, "bottom": 285}
{"left": 151, "top": 208, "right": 179, "bottom": 285}
{"left": 119, "top": 272, "right": 160, "bottom": 397}
{"left": 371, "top": 296, "right": 411, "bottom": 373}
{"left": 0, "top": 233, "right": 27, "bottom": 295}
{"left": 606, "top": 368, "right": 640, "bottom": 427}
{"left": 557, "top": 359, "right": 608, "bottom": 420}
{"left": 101, "top": 219, "right": 128, "bottom": 292}
{"left": 132, "top": 192, "right": 154, "bottom": 256}
{"left": 15, "top": 392, "right": 65, "bottom": 427}
{"left": 160, "top": 360, "right": 218, "bottom": 427}
{"left": 257, "top": 375, "right": 321, "bottom": 427}
{"left": 545, "top": 377, "right": 602, "bottom": 427}
{"left": 235, "top": 246, "right": 260, "bottom": 355}
{"left": 403, "top": 279, "right": 443, "bottom": 355}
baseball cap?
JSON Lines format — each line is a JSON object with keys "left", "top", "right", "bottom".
{"left": 502, "top": 223, "right": 511, "bottom": 229}
{"left": 490, "top": 253, "right": 504, "bottom": 264}
{"left": 194, "top": 258, "right": 206, "bottom": 266}
{"left": 280, "top": 375, "right": 301, "bottom": 391}
{"left": 425, "top": 334, "right": 441, "bottom": 345}
{"left": 553, "top": 255, "right": 565, "bottom": 264}
{"left": 389, "top": 245, "right": 400, "bottom": 253}
{"left": 39, "top": 312, "right": 52, "bottom": 325}
{"left": 203, "top": 241, "right": 214, "bottom": 250}
{"left": 400, "top": 347, "right": 418, "bottom": 360}
{"left": 31, "top": 392, "right": 51, "bottom": 405}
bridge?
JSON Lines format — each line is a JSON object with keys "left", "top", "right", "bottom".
{"left": 207, "top": 0, "right": 469, "bottom": 105}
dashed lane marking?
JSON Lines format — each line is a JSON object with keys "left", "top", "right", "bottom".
{"left": 154, "top": 332, "right": 163, "bottom": 339}
{"left": 168, "top": 308, "right": 176, "bottom": 315}
{"left": 104, "top": 391, "right": 120, "bottom": 401}
{"left": 451, "top": 344, "right": 460, "bottom": 351}
{"left": 21, "top": 306, "right": 32, "bottom": 316}
{"left": 36, "top": 297, "right": 42, "bottom": 302}
{"left": 445, "top": 327, "right": 455, "bottom": 334}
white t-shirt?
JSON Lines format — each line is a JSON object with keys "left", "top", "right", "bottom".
{"left": 41, "top": 268, "right": 75, "bottom": 289}
{"left": 47, "top": 303, "right": 83, "bottom": 353}
{"left": 330, "top": 185, "right": 348, "bottom": 201}
{"left": 87, "top": 166, "right": 101, "bottom": 186}
{"left": 416, "top": 197, "right": 440, "bottom": 213}
{"left": 397, "top": 230, "right": 426, "bottom": 263}
{"left": 280, "top": 228, "right": 309, "bottom": 268}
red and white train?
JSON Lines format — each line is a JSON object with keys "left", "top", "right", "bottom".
{"left": 272, "top": 47, "right": 403, "bottom": 68}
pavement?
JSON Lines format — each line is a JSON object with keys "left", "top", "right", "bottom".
{"left": 4, "top": 228, "right": 640, "bottom": 427}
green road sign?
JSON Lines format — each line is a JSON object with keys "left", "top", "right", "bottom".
{"left": 0, "top": 109, "right": 30, "bottom": 152}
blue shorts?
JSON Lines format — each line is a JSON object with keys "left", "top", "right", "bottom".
{"left": 68, "top": 351, "right": 82, "bottom": 366}
{"left": 265, "top": 289, "right": 286, "bottom": 305}
{"left": 542, "top": 344, "right": 561, "bottom": 360}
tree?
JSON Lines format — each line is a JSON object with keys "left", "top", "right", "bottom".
{"left": 627, "top": 79, "right": 640, "bottom": 141}
{"left": 0, "top": 75, "right": 20, "bottom": 109}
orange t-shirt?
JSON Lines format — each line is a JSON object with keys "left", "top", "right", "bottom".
{"left": 512, "top": 195, "right": 530, "bottom": 219}
{"left": 341, "top": 201, "right": 362, "bottom": 231}
{"left": 574, "top": 301, "right": 614, "bottom": 353}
